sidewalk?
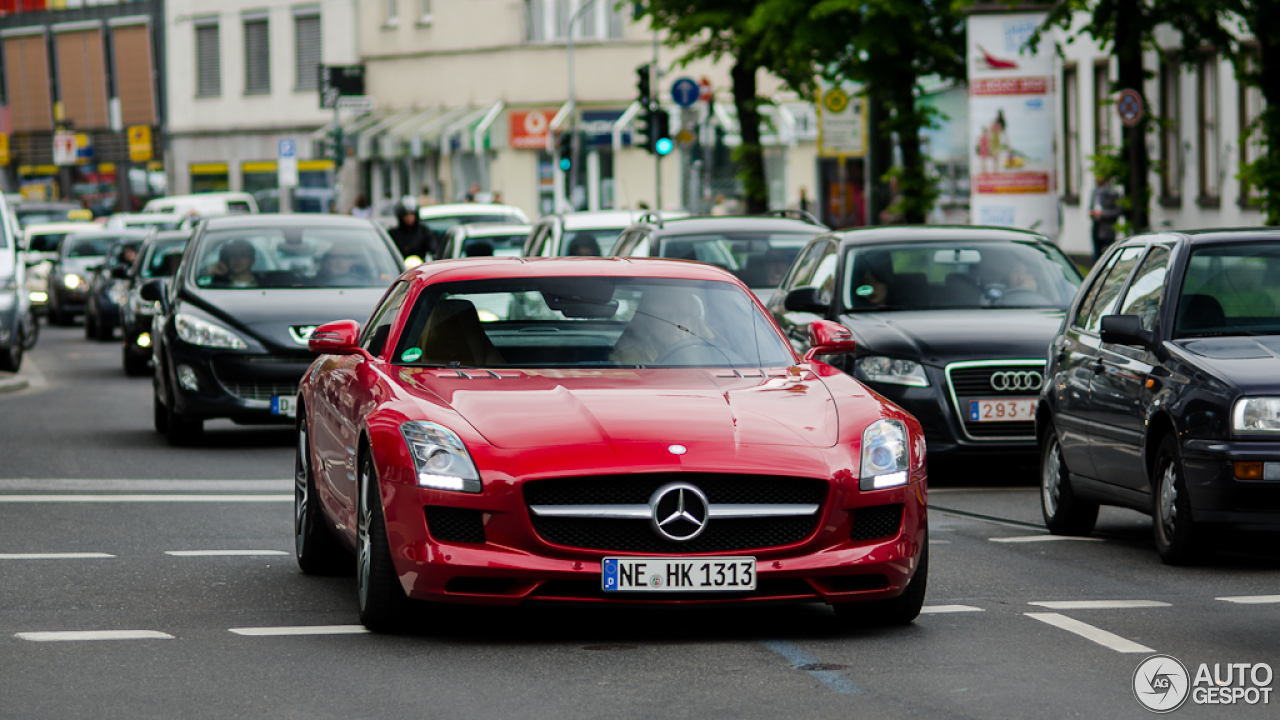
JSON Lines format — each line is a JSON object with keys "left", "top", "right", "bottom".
{"left": 0, "top": 371, "right": 30, "bottom": 395}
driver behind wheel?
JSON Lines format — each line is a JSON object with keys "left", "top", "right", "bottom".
{"left": 610, "top": 286, "right": 715, "bottom": 364}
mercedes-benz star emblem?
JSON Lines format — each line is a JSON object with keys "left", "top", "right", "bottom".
{"left": 989, "top": 370, "right": 1044, "bottom": 392}
{"left": 648, "top": 482, "right": 709, "bottom": 542}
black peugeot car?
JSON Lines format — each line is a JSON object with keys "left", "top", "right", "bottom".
{"left": 142, "top": 215, "right": 403, "bottom": 444}
{"left": 120, "top": 230, "right": 191, "bottom": 376}
{"left": 84, "top": 235, "right": 148, "bottom": 341}
{"left": 1038, "top": 229, "right": 1280, "bottom": 564}
{"left": 768, "top": 226, "right": 1083, "bottom": 464}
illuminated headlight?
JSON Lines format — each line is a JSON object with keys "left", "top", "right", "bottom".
{"left": 400, "top": 421, "right": 482, "bottom": 493}
{"left": 856, "top": 356, "right": 930, "bottom": 387}
{"left": 30, "top": 291, "right": 48, "bottom": 303}
{"left": 136, "top": 332, "right": 152, "bottom": 348}
{"left": 860, "top": 419, "right": 909, "bottom": 490}
{"left": 1233, "top": 397, "right": 1280, "bottom": 435}
{"left": 175, "top": 313, "right": 248, "bottom": 349}
{"left": 63, "top": 273, "right": 84, "bottom": 290}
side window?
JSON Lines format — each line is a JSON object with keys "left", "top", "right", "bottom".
{"left": 785, "top": 240, "right": 829, "bottom": 292}
{"left": 1116, "top": 245, "right": 1171, "bottom": 331}
{"left": 360, "top": 281, "right": 411, "bottom": 357}
{"left": 810, "top": 247, "right": 839, "bottom": 306}
{"left": 1082, "top": 246, "right": 1146, "bottom": 333}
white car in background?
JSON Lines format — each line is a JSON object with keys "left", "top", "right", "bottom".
{"left": 105, "top": 212, "right": 186, "bottom": 232}
{"left": 436, "top": 223, "right": 532, "bottom": 260}
{"left": 21, "top": 221, "right": 99, "bottom": 312}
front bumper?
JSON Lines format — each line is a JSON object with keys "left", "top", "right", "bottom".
{"left": 1181, "top": 439, "right": 1280, "bottom": 530}
{"left": 166, "top": 343, "right": 312, "bottom": 423}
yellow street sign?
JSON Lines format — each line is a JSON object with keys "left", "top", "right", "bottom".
{"left": 128, "top": 125, "right": 153, "bottom": 162}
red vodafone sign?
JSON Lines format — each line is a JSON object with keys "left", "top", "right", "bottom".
{"left": 509, "top": 109, "right": 556, "bottom": 150}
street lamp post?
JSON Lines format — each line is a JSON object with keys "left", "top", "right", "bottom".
{"left": 566, "top": 0, "right": 601, "bottom": 210}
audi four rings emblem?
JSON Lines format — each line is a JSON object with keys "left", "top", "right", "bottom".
{"left": 990, "top": 370, "right": 1044, "bottom": 392}
{"left": 648, "top": 482, "right": 710, "bottom": 542}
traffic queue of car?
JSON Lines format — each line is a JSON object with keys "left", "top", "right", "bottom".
{"left": 6, "top": 190, "right": 1279, "bottom": 634}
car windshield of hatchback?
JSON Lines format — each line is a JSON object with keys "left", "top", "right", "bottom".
{"left": 560, "top": 230, "right": 625, "bottom": 257}
{"left": 842, "top": 241, "right": 1082, "bottom": 311}
{"left": 659, "top": 233, "right": 813, "bottom": 288}
{"left": 461, "top": 234, "right": 527, "bottom": 257}
{"left": 66, "top": 235, "right": 120, "bottom": 258}
{"left": 395, "top": 276, "right": 794, "bottom": 369}
{"left": 422, "top": 214, "right": 517, "bottom": 238}
{"left": 192, "top": 226, "right": 401, "bottom": 289}
{"left": 1176, "top": 243, "right": 1280, "bottom": 338}
{"left": 27, "top": 232, "right": 71, "bottom": 254}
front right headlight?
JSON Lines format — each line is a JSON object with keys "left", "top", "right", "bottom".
{"left": 860, "top": 419, "right": 909, "bottom": 490}
{"left": 401, "top": 421, "right": 482, "bottom": 493}
{"left": 174, "top": 313, "right": 248, "bottom": 349}
{"left": 1233, "top": 397, "right": 1280, "bottom": 435}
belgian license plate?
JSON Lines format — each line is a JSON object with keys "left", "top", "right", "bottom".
{"left": 601, "top": 557, "right": 756, "bottom": 592}
{"left": 969, "top": 398, "right": 1036, "bottom": 422}
{"left": 271, "top": 396, "right": 296, "bottom": 417}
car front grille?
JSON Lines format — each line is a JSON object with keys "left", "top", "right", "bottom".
{"left": 946, "top": 362, "right": 1044, "bottom": 441}
{"left": 218, "top": 380, "right": 298, "bottom": 402}
{"left": 524, "top": 473, "right": 828, "bottom": 554}
{"left": 211, "top": 354, "right": 310, "bottom": 402}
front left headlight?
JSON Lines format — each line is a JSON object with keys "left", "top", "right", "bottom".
{"left": 1233, "top": 397, "right": 1280, "bottom": 435}
{"left": 401, "top": 421, "right": 482, "bottom": 493}
{"left": 860, "top": 418, "right": 909, "bottom": 490}
{"left": 174, "top": 313, "right": 248, "bottom": 349}
{"left": 856, "top": 356, "right": 930, "bottom": 387}
{"left": 63, "top": 273, "right": 84, "bottom": 290}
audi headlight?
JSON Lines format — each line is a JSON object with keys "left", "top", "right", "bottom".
{"left": 63, "top": 273, "right": 84, "bottom": 290}
{"left": 860, "top": 419, "right": 909, "bottom": 490}
{"left": 856, "top": 356, "right": 929, "bottom": 387}
{"left": 401, "top": 421, "right": 482, "bottom": 493}
{"left": 174, "top": 313, "right": 248, "bottom": 349}
{"left": 1233, "top": 397, "right": 1280, "bottom": 435}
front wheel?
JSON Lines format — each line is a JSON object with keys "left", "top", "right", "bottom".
{"left": 1040, "top": 427, "right": 1099, "bottom": 535}
{"left": 356, "top": 452, "right": 412, "bottom": 632}
{"left": 833, "top": 543, "right": 928, "bottom": 628}
{"left": 0, "top": 335, "right": 22, "bottom": 373}
{"left": 295, "top": 417, "right": 349, "bottom": 575}
{"left": 1153, "top": 434, "right": 1207, "bottom": 565}
{"left": 21, "top": 309, "right": 38, "bottom": 351}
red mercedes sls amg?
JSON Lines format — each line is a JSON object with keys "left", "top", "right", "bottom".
{"left": 295, "top": 257, "right": 927, "bottom": 631}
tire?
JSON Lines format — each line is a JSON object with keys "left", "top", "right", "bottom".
{"left": 1153, "top": 434, "right": 1207, "bottom": 565}
{"left": 46, "top": 301, "right": 64, "bottom": 327}
{"left": 152, "top": 384, "right": 168, "bottom": 434}
{"left": 295, "top": 417, "right": 349, "bottom": 575}
{"left": 164, "top": 391, "right": 203, "bottom": 446}
{"left": 94, "top": 312, "right": 114, "bottom": 342}
{"left": 84, "top": 308, "right": 97, "bottom": 339}
{"left": 123, "top": 344, "right": 150, "bottom": 377}
{"left": 356, "top": 451, "right": 411, "bottom": 632}
{"left": 833, "top": 542, "right": 928, "bottom": 628}
{"left": 0, "top": 333, "right": 22, "bottom": 373}
{"left": 1040, "top": 427, "right": 1099, "bottom": 535}
{"left": 21, "top": 309, "right": 38, "bottom": 351}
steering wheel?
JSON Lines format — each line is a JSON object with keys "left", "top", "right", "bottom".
{"left": 653, "top": 336, "right": 716, "bottom": 364}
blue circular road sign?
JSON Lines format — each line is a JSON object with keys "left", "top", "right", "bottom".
{"left": 671, "top": 78, "right": 699, "bottom": 107}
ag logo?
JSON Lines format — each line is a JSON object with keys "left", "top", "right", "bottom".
{"left": 1134, "top": 654, "right": 1190, "bottom": 713}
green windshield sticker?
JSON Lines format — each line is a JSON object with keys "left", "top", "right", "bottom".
{"left": 196, "top": 276, "right": 212, "bottom": 287}
{"left": 401, "top": 347, "right": 423, "bottom": 363}
{"left": 855, "top": 284, "right": 874, "bottom": 297}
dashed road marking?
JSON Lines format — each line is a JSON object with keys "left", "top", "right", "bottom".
{"left": 1025, "top": 612, "right": 1154, "bottom": 653}
{"left": 1217, "top": 595, "right": 1280, "bottom": 604}
{"left": 990, "top": 535, "right": 1104, "bottom": 544}
{"left": 761, "top": 640, "right": 865, "bottom": 695}
{"left": 229, "top": 625, "right": 370, "bottom": 637}
{"left": 1029, "top": 600, "right": 1170, "bottom": 610}
{"left": 0, "top": 553, "right": 115, "bottom": 559}
{"left": 921, "top": 605, "right": 984, "bottom": 614}
{"left": 165, "top": 550, "right": 289, "bottom": 557}
{"left": 0, "top": 495, "right": 291, "bottom": 503}
{"left": 16, "top": 630, "right": 174, "bottom": 642}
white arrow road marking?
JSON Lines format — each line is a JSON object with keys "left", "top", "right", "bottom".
{"left": 229, "top": 625, "right": 370, "bottom": 637}
{"left": 16, "top": 630, "right": 174, "bottom": 642}
{"left": 1025, "top": 613, "right": 1154, "bottom": 653}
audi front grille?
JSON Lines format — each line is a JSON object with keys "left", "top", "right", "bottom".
{"left": 945, "top": 360, "right": 1045, "bottom": 441}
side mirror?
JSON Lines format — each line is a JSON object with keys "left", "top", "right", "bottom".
{"left": 784, "top": 286, "right": 827, "bottom": 315}
{"left": 1100, "top": 315, "right": 1153, "bottom": 348}
{"left": 110, "top": 265, "right": 130, "bottom": 280}
{"left": 139, "top": 278, "right": 166, "bottom": 303}
{"left": 804, "top": 319, "right": 856, "bottom": 362}
{"left": 309, "top": 319, "right": 364, "bottom": 355}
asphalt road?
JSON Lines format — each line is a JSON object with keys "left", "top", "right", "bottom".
{"left": 2, "top": 325, "right": 1278, "bottom": 719}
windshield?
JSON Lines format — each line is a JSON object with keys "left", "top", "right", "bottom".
{"left": 423, "top": 214, "right": 517, "bottom": 238}
{"left": 560, "top": 229, "right": 625, "bottom": 257}
{"left": 461, "top": 233, "right": 527, "bottom": 258}
{"left": 658, "top": 232, "right": 815, "bottom": 288}
{"left": 1176, "top": 243, "right": 1280, "bottom": 338}
{"left": 67, "top": 235, "right": 123, "bottom": 258}
{"left": 191, "top": 226, "right": 402, "bottom": 289}
{"left": 140, "top": 238, "right": 189, "bottom": 279}
{"left": 16, "top": 207, "right": 76, "bottom": 227}
{"left": 841, "top": 241, "right": 1082, "bottom": 311}
{"left": 395, "top": 276, "right": 794, "bottom": 369}
{"left": 27, "top": 232, "right": 71, "bottom": 254}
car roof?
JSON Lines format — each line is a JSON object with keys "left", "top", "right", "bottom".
{"left": 644, "top": 215, "right": 826, "bottom": 236}
{"left": 419, "top": 203, "right": 525, "bottom": 218}
{"left": 829, "top": 224, "right": 1052, "bottom": 246}
{"left": 116, "top": 212, "right": 184, "bottom": 221}
{"left": 408, "top": 256, "right": 744, "bottom": 285}
{"left": 23, "top": 221, "right": 98, "bottom": 235}
{"left": 452, "top": 223, "right": 533, "bottom": 237}
{"left": 66, "top": 229, "right": 152, "bottom": 239}
{"left": 147, "top": 230, "right": 194, "bottom": 242}
{"left": 1136, "top": 228, "right": 1280, "bottom": 245}
{"left": 551, "top": 210, "right": 688, "bottom": 230}
{"left": 198, "top": 213, "right": 381, "bottom": 230}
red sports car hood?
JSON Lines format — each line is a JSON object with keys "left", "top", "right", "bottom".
{"left": 398, "top": 368, "right": 840, "bottom": 449}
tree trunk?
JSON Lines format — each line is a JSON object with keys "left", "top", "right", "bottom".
{"left": 1115, "top": 0, "right": 1149, "bottom": 232}
{"left": 1252, "top": 5, "right": 1280, "bottom": 225}
{"left": 732, "top": 58, "right": 768, "bottom": 214}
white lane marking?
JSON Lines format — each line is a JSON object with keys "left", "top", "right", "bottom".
{"left": 0, "top": 553, "right": 115, "bottom": 559}
{"left": 229, "top": 625, "right": 370, "bottom": 637}
{"left": 16, "top": 630, "right": 174, "bottom": 642}
{"left": 921, "top": 605, "right": 984, "bottom": 614}
{"left": 1218, "top": 595, "right": 1280, "bottom": 604}
{"left": 1029, "top": 600, "right": 1170, "bottom": 610}
{"left": 1025, "top": 613, "right": 1154, "bottom": 653}
{"left": 166, "top": 550, "right": 289, "bottom": 557}
{"left": 990, "top": 535, "right": 1104, "bottom": 543}
{"left": 0, "top": 495, "right": 291, "bottom": 503}
{"left": 0, "top": 479, "right": 290, "bottom": 492}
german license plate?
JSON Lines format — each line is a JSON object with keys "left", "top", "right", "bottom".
{"left": 601, "top": 557, "right": 756, "bottom": 592}
{"left": 969, "top": 398, "right": 1036, "bottom": 422}
{"left": 271, "top": 396, "right": 296, "bottom": 417}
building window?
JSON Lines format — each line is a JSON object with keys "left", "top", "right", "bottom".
{"left": 418, "top": 0, "right": 433, "bottom": 24}
{"left": 244, "top": 16, "right": 271, "bottom": 95}
{"left": 1197, "top": 53, "right": 1220, "bottom": 204}
{"left": 295, "top": 11, "right": 321, "bottom": 91}
{"left": 1238, "top": 47, "right": 1264, "bottom": 208}
{"left": 1093, "top": 61, "right": 1112, "bottom": 153}
{"left": 195, "top": 19, "right": 221, "bottom": 98}
{"left": 527, "top": 0, "right": 626, "bottom": 42}
{"left": 385, "top": 0, "right": 399, "bottom": 27}
{"left": 1063, "top": 64, "right": 1080, "bottom": 203}
{"left": 1158, "top": 52, "right": 1182, "bottom": 206}
{"left": 191, "top": 163, "right": 230, "bottom": 194}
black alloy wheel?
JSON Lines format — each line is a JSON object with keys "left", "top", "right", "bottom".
{"left": 1153, "top": 434, "right": 1206, "bottom": 565}
{"left": 833, "top": 541, "right": 928, "bottom": 628}
{"left": 1040, "top": 426, "right": 1099, "bottom": 535}
{"left": 294, "top": 416, "right": 349, "bottom": 575}
{"left": 356, "top": 451, "right": 411, "bottom": 632}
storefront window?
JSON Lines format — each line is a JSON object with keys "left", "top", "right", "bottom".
{"left": 191, "top": 163, "right": 230, "bottom": 193}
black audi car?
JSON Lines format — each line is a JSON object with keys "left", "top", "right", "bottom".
{"left": 120, "top": 230, "right": 191, "bottom": 376}
{"left": 1038, "top": 229, "right": 1280, "bottom": 564}
{"left": 610, "top": 212, "right": 827, "bottom": 303}
{"left": 768, "top": 226, "right": 1083, "bottom": 463}
{"left": 142, "top": 215, "right": 403, "bottom": 444}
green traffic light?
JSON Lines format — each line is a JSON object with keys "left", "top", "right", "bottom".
{"left": 559, "top": 157, "right": 571, "bottom": 171}
{"left": 655, "top": 137, "right": 673, "bottom": 156}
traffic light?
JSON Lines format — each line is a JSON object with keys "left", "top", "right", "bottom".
{"left": 636, "top": 64, "right": 651, "bottom": 106}
{"left": 653, "top": 110, "right": 672, "bottom": 156}
{"left": 557, "top": 131, "right": 573, "bottom": 172}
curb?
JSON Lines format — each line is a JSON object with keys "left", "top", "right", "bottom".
{"left": 0, "top": 374, "right": 30, "bottom": 395}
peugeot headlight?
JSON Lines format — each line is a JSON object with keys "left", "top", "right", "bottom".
{"left": 401, "top": 421, "right": 482, "bottom": 493}
{"left": 1233, "top": 398, "right": 1280, "bottom": 435}
{"left": 174, "top": 313, "right": 248, "bottom": 349}
{"left": 856, "top": 356, "right": 929, "bottom": 387}
{"left": 860, "top": 419, "right": 909, "bottom": 490}
{"left": 63, "top": 273, "right": 84, "bottom": 290}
